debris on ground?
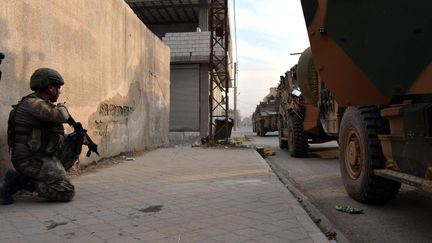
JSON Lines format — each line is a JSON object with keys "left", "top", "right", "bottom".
{"left": 335, "top": 205, "right": 363, "bottom": 214}
{"left": 233, "top": 136, "right": 244, "bottom": 145}
{"left": 137, "top": 205, "right": 163, "bottom": 213}
{"left": 264, "top": 148, "right": 276, "bottom": 156}
{"left": 325, "top": 231, "right": 337, "bottom": 240}
{"left": 196, "top": 135, "right": 250, "bottom": 148}
{"left": 201, "top": 136, "right": 209, "bottom": 145}
{"left": 45, "top": 220, "right": 68, "bottom": 230}
{"left": 256, "top": 147, "right": 276, "bottom": 157}
{"left": 69, "top": 151, "right": 148, "bottom": 177}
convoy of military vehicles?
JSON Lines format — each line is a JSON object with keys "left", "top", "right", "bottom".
{"left": 252, "top": 88, "right": 278, "bottom": 137}
{"left": 253, "top": 1, "right": 432, "bottom": 203}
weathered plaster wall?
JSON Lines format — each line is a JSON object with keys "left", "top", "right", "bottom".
{"left": 0, "top": 0, "right": 170, "bottom": 171}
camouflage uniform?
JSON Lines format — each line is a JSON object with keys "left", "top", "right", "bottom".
{"left": 10, "top": 93, "right": 82, "bottom": 202}
{"left": 1, "top": 68, "right": 84, "bottom": 204}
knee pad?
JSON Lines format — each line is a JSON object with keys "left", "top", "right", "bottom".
{"left": 38, "top": 179, "right": 75, "bottom": 202}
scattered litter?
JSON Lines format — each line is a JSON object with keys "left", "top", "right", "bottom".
{"left": 138, "top": 205, "right": 163, "bottom": 213}
{"left": 193, "top": 141, "right": 202, "bottom": 147}
{"left": 256, "top": 147, "right": 276, "bottom": 157}
{"left": 125, "top": 157, "right": 135, "bottom": 161}
{"left": 198, "top": 134, "right": 247, "bottom": 147}
{"left": 335, "top": 205, "right": 363, "bottom": 214}
{"left": 201, "top": 136, "right": 209, "bottom": 144}
{"left": 234, "top": 137, "right": 244, "bottom": 145}
{"left": 264, "top": 148, "right": 276, "bottom": 156}
{"left": 325, "top": 231, "right": 337, "bottom": 240}
{"left": 45, "top": 220, "right": 68, "bottom": 230}
{"left": 65, "top": 232, "right": 76, "bottom": 238}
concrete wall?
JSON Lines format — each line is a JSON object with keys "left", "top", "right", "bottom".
{"left": 0, "top": 0, "right": 170, "bottom": 171}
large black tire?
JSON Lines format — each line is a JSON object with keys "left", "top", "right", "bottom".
{"left": 339, "top": 107, "right": 401, "bottom": 203}
{"left": 287, "top": 115, "right": 308, "bottom": 157}
{"left": 256, "top": 121, "right": 262, "bottom": 136}
{"left": 278, "top": 117, "right": 288, "bottom": 149}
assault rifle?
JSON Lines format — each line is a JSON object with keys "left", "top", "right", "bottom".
{"left": 67, "top": 116, "right": 99, "bottom": 157}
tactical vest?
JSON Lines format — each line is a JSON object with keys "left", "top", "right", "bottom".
{"left": 8, "top": 94, "right": 65, "bottom": 155}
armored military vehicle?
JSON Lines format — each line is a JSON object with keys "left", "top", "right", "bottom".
{"left": 276, "top": 63, "right": 336, "bottom": 157}
{"left": 297, "top": 0, "right": 432, "bottom": 203}
{"left": 252, "top": 90, "right": 278, "bottom": 137}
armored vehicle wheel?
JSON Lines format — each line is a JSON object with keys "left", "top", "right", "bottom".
{"left": 255, "top": 121, "right": 262, "bottom": 136}
{"left": 259, "top": 121, "right": 266, "bottom": 137}
{"left": 287, "top": 115, "right": 308, "bottom": 157}
{"left": 339, "top": 107, "right": 400, "bottom": 203}
{"left": 278, "top": 117, "right": 288, "bottom": 149}
{"left": 256, "top": 121, "right": 262, "bottom": 136}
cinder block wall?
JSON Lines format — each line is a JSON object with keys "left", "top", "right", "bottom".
{"left": 163, "top": 32, "right": 225, "bottom": 63}
{"left": 0, "top": 0, "right": 170, "bottom": 172}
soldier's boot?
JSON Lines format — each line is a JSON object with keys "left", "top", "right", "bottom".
{"left": 0, "top": 170, "right": 20, "bottom": 205}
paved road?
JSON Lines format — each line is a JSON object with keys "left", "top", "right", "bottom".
{"left": 249, "top": 131, "right": 432, "bottom": 243}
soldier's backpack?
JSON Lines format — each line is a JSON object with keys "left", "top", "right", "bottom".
{"left": 7, "top": 103, "right": 20, "bottom": 152}
{"left": 7, "top": 96, "right": 27, "bottom": 152}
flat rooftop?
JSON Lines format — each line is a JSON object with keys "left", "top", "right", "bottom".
{"left": 125, "top": 0, "right": 211, "bottom": 25}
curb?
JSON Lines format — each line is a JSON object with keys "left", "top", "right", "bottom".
{"left": 252, "top": 149, "right": 350, "bottom": 243}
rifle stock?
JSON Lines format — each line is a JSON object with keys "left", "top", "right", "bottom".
{"left": 67, "top": 116, "right": 99, "bottom": 157}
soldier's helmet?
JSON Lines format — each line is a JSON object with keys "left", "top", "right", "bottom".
{"left": 30, "top": 68, "right": 64, "bottom": 91}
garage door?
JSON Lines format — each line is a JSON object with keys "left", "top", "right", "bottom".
{"left": 170, "top": 64, "right": 200, "bottom": 131}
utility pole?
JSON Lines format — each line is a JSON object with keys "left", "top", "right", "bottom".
{"left": 208, "top": 0, "right": 229, "bottom": 144}
{"left": 233, "top": 62, "right": 238, "bottom": 131}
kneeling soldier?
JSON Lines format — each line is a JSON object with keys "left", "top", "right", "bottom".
{"left": 1, "top": 68, "right": 86, "bottom": 204}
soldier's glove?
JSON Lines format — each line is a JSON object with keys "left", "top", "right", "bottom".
{"left": 57, "top": 102, "right": 70, "bottom": 120}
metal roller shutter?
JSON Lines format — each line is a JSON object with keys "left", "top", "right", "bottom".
{"left": 170, "top": 64, "right": 200, "bottom": 131}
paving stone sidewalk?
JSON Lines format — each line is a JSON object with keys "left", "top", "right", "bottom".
{"left": 0, "top": 147, "right": 328, "bottom": 243}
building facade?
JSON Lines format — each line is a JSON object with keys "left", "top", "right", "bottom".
{"left": 126, "top": 0, "right": 232, "bottom": 142}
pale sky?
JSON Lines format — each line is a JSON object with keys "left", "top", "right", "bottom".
{"left": 229, "top": 0, "right": 310, "bottom": 119}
